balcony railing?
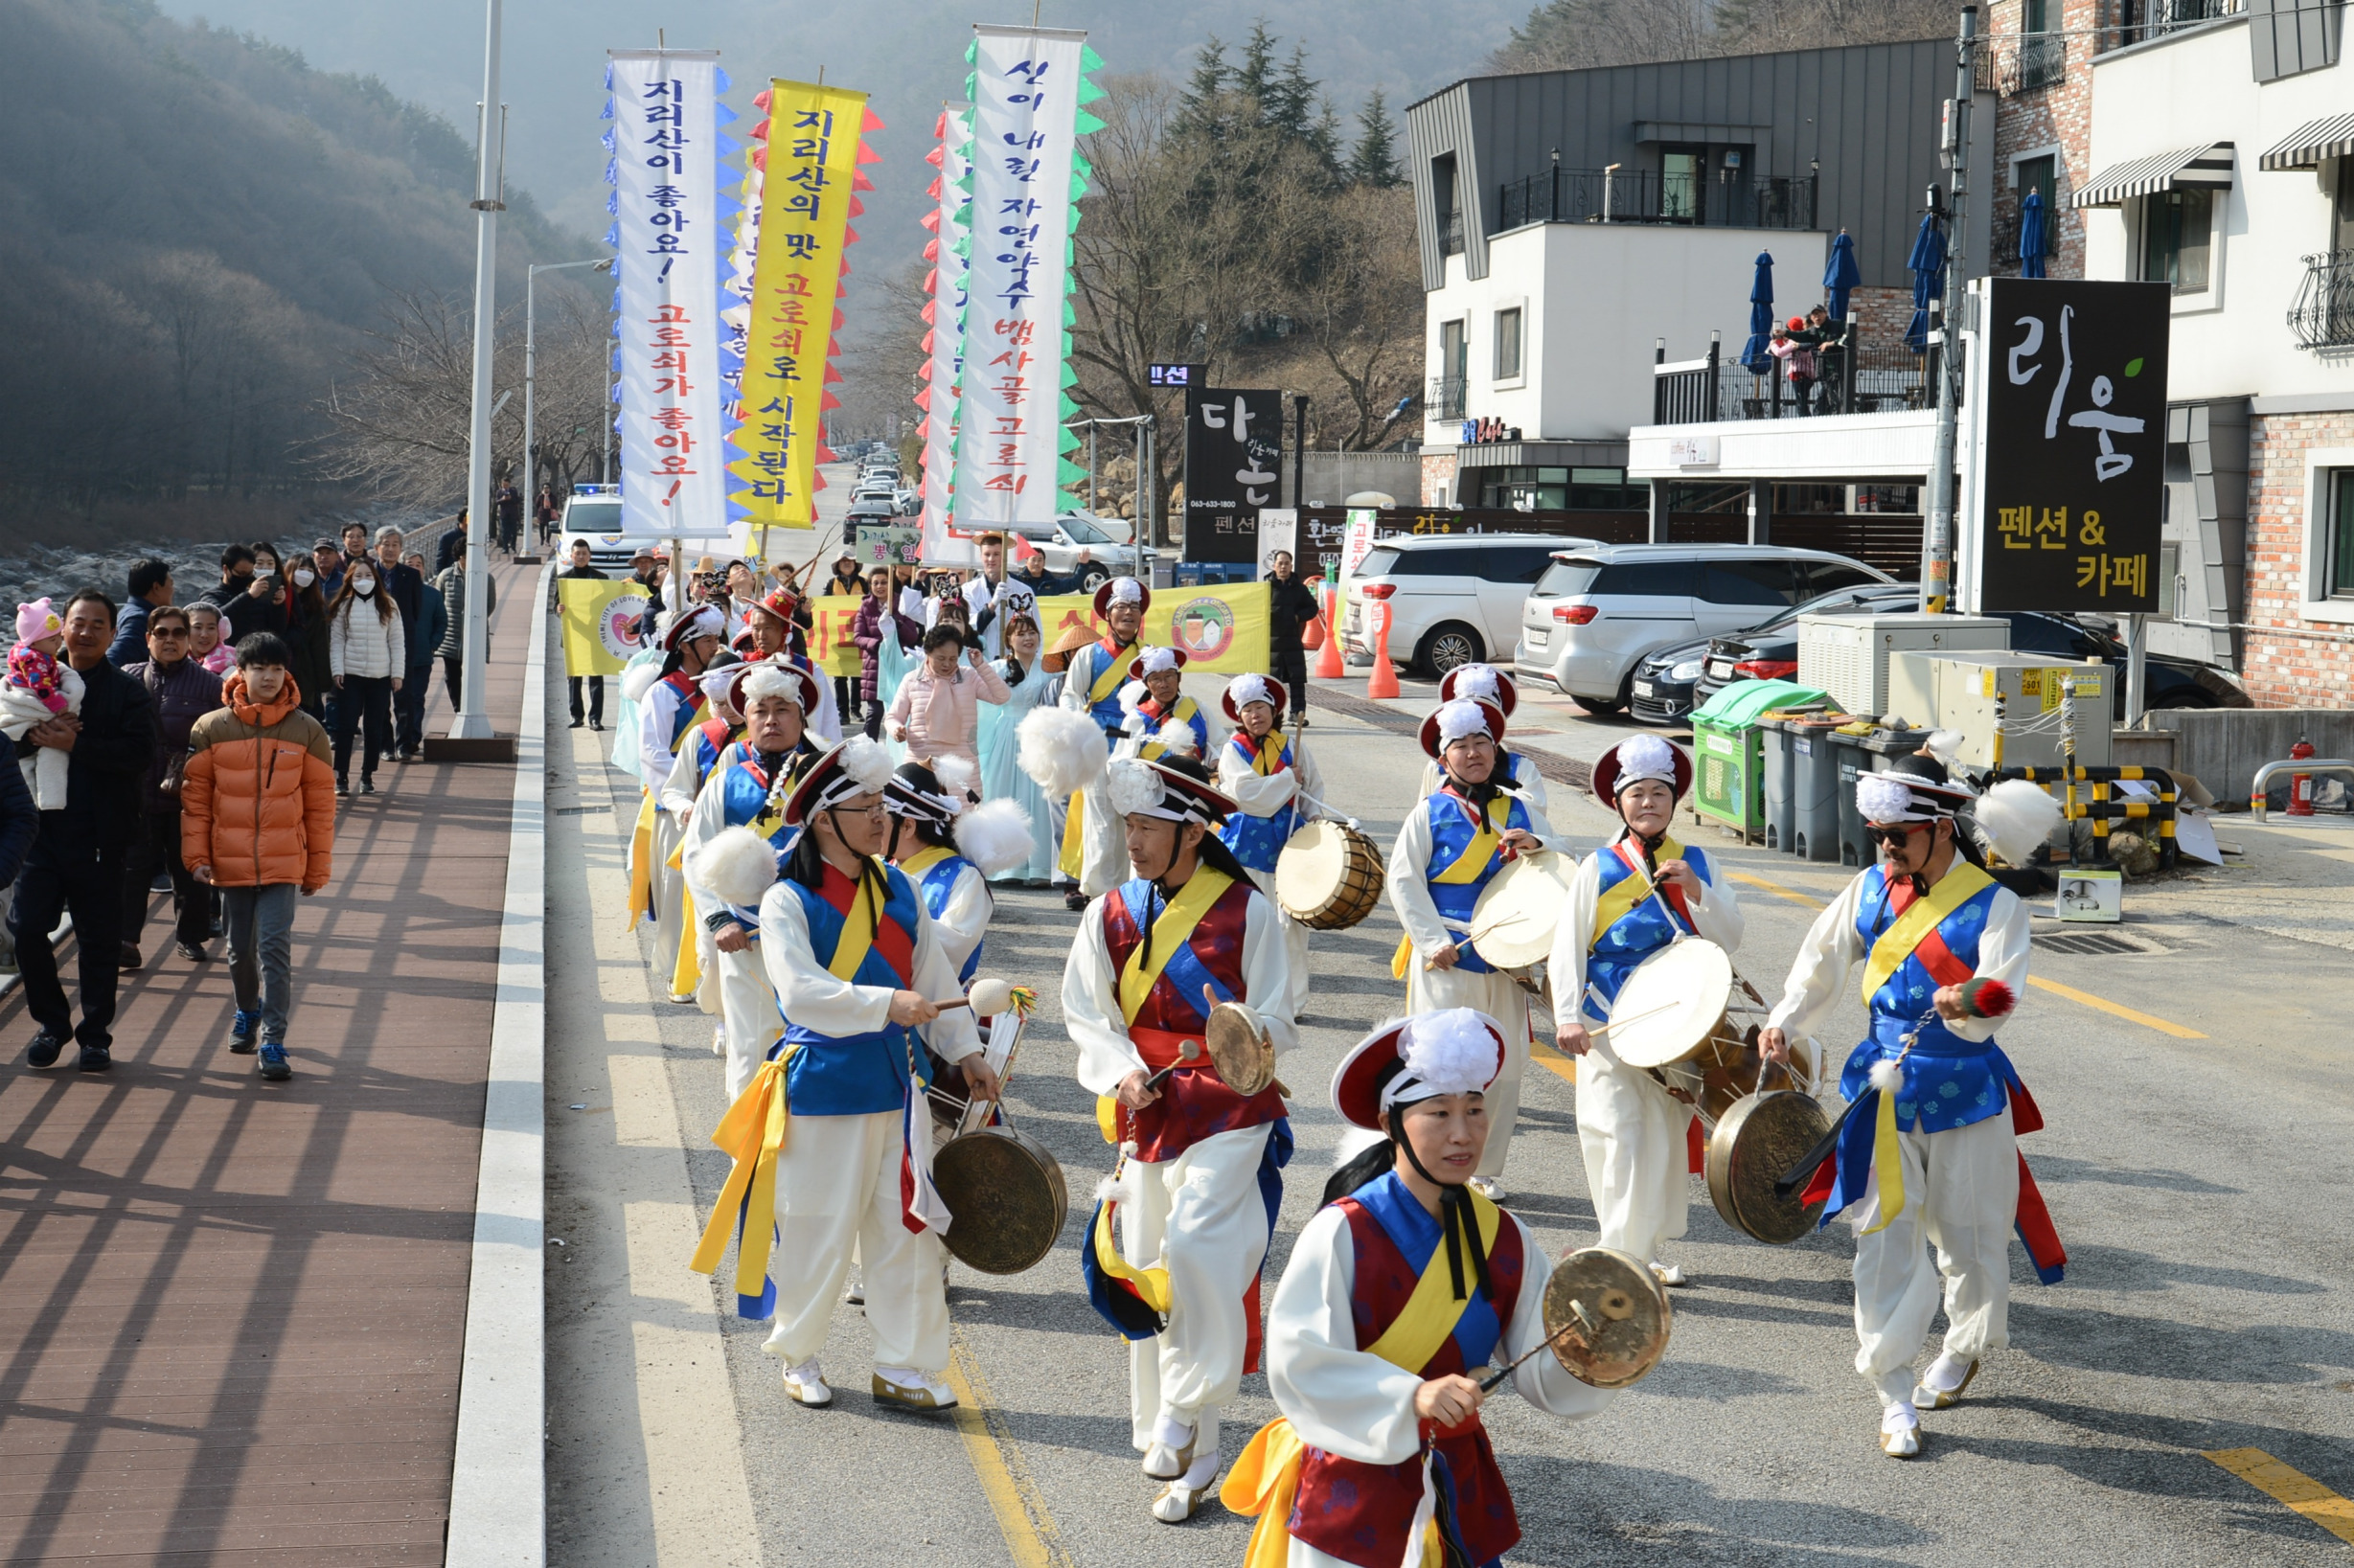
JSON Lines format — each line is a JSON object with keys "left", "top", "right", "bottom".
{"left": 1429, "top": 375, "right": 1468, "bottom": 420}
{"left": 2107, "top": 0, "right": 2247, "bottom": 49}
{"left": 1653, "top": 327, "right": 1938, "bottom": 422}
{"left": 2289, "top": 251, "right": 2354, "bottom": 352}
{"left": 2000, "top": 33, "right": 2067, "bottom": 93}
{"left": 1497, "top": 169, "right": 1818, "bottom": 232}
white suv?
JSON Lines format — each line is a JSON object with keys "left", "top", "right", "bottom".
{"left": 1342, "top": 534, "right": 1592, "bottom": 677}
{"left": 1517, "top": 543, "right": 1892, "bottom": 713}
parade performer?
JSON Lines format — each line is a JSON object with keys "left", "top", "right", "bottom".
{"left": 625, "top": 604, "right": 724, "bottom": 1002}
{"left": 1387, "top": 699, "right": 1570, "bottom": 1196}
{"left": 737, "top": 587, "right": 842, "bottom": 742}
{"left": 1064, "top": 756, "right": 1296, "bottom": 1523}
{"left": 1758, "top": 754, "right": 2066, "bottom": 1457}
{"left": 1056, "top": 577, "right": 1150, "bottom": 908}
{"left": 656, "top": 657, "right": 751, "bottom": 1029}
{"left": 680, "top": 661, "right": 826, "bottom": 1098}
{"left": 1547, "top": 736, "right": 1745, "bottom": 1286}
{"left": 1227, "top": 1010, "right": 1614, "bottom": 1566}
{"left": 1413, "top": 664, "right": 1549, "bottom": 817}
{"left": 689, "top": 736, "right": 1003, "bottom": 1413}
{"left": 1120, "top": 646, "right": 1210, "bottom": 761}
{"left": 1213, "top": 672, "right": 1321, "bottom": 1019}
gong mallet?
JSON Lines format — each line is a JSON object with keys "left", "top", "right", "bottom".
{"left": 930, "top": 977, "right": 1039, "bottom": 1016}
{"left": 1477, "top": 1293, "right": 1610, "bottom": 1393}
{"left": 1771, "top": 978, "right": 2017, "bottom": 1200}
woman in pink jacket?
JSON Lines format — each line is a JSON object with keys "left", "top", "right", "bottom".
{"left": 885, "top": 624, "right": 1009, "bottom": 775}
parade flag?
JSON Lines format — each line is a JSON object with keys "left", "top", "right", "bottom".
{"left": 952, "top": 25, "right": 1104, "bottom": 533}
{"left": 558, "top": 579, "right": 653, "bottom": 676}
{"left": 918, "top": 102, "right": 973, "bottom": 564}
{"left": 606, "top": 51, "right": 737, "bottom": 540}
{"left": 727, "top": 80, "right": 878, "bottom": 547}
{"left": 1031, "top": 581, "right": 1269, "bottom": 675}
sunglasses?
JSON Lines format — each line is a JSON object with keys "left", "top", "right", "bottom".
{"left": 1866, "top": 822, "right": 1930, "bottom": 848}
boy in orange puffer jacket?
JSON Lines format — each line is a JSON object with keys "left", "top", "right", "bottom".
{"left": 180, "top": 632, "right": 336, "bottom": 1081}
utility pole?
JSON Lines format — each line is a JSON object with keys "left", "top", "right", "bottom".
{"left": 451, "top": 0, "right": 504, "bottom": 739}
{"left": 1920, "top": 3, "right": 1977, "bottom": 614}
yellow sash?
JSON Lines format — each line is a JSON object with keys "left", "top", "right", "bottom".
{"left": 1088, "top": 1196, "right": 1173, "bottom": 1313}
{"left": 1116, "top": 868, "right": 1235, "bottom": 1023}
{"left": 1858, "top": 860, "right": 1993, "bottom": 1005}
{"left": 668, "top": 694, "right": 711, "bottom": 754}
{"left": 825, "top": 858, "right": 893, "bottom": 982}
{"left": 1057, "top": 788, "right": 1087, "bottom": 880}
{"left": 1361, "top": 1189, "right": 1505, "bottom": 1374}
{"left": 1137, "top": 696, "right": 1199, "bottom": 761}
{"left": 688, "top": 1057, "right": 790, "bottom": 1307}
{"left": 1246, "top": 734, "right": 1286, "bottom": 776}
{"left": 671, "top": 887, "right": 702, "bottom": 998}
{"left": 900, "top": 842, "right": 954, "bottom": 882}
{"left": 627, "top": 789, "right": 657, "bottom": 931}
{"left": 1589, "top": 834, "right": 1686, "bottom": 946}
{"left": 1086, "top": 642, "right": 1131, "bottom": 705}
{"left": 1391, "top": 793, "right": 1514, "bottom": 979}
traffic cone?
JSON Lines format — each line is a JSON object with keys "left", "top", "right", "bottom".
{"left": 1314, "top": 584, "right": 1343, "bottom": 679}
{"left": 1367, "top": 600, "right": 1401, "bottom": 700}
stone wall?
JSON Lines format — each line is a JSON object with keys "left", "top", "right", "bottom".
{"left": 2241, "top": 409, "right": 2354, "bottom": 709}
{"left": 1985, "top": 0, "right": 2097, "bottom": 281}
{"left": 1420, "top": 448, "right": 1458, "bottom": 507}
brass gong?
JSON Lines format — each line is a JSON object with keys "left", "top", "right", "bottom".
{"left": 1706, "top": 1088, "right": 1833, "bottom": 1246}
{"left": 933, "top": 1122, "right": 1067, "bottom": 1275}
{"left": 1541, "top": 1246, "right": 1672, "bottom": 1389}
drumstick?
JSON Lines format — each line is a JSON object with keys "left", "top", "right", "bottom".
{"left": 1582, "top": 1000, "right": 1683, "bottom": 1039}
{"left": 1477, "top": 1295, "right": 1601, "bottom": 1393}
{"left": 1142, "top": 1040, "right": 1200, "bottom": 1092}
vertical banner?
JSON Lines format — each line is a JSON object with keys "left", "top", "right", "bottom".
{"left": 727, "top": 80, "right": 878, "bottom": 546}
{"left": 1182, "top": 386, "right": 1285, "bottom": 563}
{"left": 918, "top": 102, "right": 974, "bottom": 563}
{"left": 606, "top": 51, "right": 734, "bottom": 539}
{"left": 953, "top": 24, "right": 1105, "bottom": 533}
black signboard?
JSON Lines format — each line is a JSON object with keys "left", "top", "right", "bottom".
{"left": 1975, "top": 279, "right": 2169, "bottom": 614}
{"left": 1182, "top": 385, "right": 1285, "bottom": 563}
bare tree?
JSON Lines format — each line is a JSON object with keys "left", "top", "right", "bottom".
{"left": 310, "top": 289, "right": 526, "bottom": 507}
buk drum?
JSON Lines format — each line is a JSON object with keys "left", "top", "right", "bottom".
{"left": 1467, "top": 851, "right": 1575, "bottom": 972}
{"left": 933, "top": 1120, "right": 1068, "bottom": 1275}
{"left": 1274, "top": 821, "right": 1386, "bottom": 931}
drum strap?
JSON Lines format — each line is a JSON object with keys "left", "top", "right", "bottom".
{"left": 1859, "top": 862, "right": 1991, "bottom": 1004}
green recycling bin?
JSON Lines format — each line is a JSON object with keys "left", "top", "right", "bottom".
{"left": 1690, "top": 679, "right": 1830, "bottom": 843}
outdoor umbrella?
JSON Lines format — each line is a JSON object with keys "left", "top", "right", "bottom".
{"left": 1905, "top": 212, "right": 1947, "bottom": 354}
{"left": 1822, "top": 230, "right": 1861, "bottom": 322}
{"left": 2019, "top": 190, "right": 2047, "bottom": 279}
{"left": 1742, "top": 250, "right": 1775, "bottom": 375}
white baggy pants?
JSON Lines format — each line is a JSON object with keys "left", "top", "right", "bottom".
{"left": 651, "top": 812, "right": 687, "bottom": 989}
{"left": 1118, "top": 1123, "right": 1274, "bottom": 1448}
{"left": 1848, "top": 1105, "right": 2019, "bottom": 1402}
{"left": 1406, "top": 963, "right": 1529, "bottom": 1179}
{"left": 718, "top": 944, "right": 783, "bottom": 1101}
{"left": 1575, "top": 1048, "right": 1692, "bottom": 1263}
{"left": 762, "top": 1109, "right": 950, "bottom": 1375}
{"left": 1245, "top": 867, "right": 1313, "bottom": 1021}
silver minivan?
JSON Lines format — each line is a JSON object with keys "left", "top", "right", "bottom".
{"left": 1517, "top": 543, "right": 1892, "bottom": 713}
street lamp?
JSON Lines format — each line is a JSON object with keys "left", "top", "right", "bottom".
{"left": 451, "top": 0, "right": 505, "bottom": 741}
{"left": 525, "top": 256, "right": 614, "bottom": 544}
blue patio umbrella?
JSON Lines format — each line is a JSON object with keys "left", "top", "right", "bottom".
{"left": 2019, "top": 190, "right": 2047, "bottom": 279}
{"left": 1905, "top": 212, "right": 1947, "bottom": 354}
{"left": 1742, "top": 250, "right": 1775, "bottom": 375}
{"left": 1822, "top": 230, "right": 1861, "bottom": 322}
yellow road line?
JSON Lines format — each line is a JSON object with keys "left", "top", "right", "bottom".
{"left": 944, "top": 1332, "right": 1076, "bottom": 1568}
{"left": 1529, "top": 1036, "right": 1578, "bottom": 1084}
{"left": 1726, "top": 867, "right": 2206, "bottom": 1039}
{"left": 2206, "top": 1448, "right": 2354, "bottom": 1544}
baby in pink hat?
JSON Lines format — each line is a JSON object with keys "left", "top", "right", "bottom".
{"left": 5, "top": 598, "right": 85, "bottom": 810}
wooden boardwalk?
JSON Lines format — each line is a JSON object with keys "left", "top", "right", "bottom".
{"left": 0, "top": 565, "right": 536, "bottom": 1564}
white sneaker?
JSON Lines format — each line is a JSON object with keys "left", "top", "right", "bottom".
{"left": 1649, "top": 1260, "right": 1689, "bottom": 1287}
{"left": 1914, "top": 1352, "right": 1978, "bottom": 1410}
{"left": 843, "top": 1268, "right": 864, "bottom": 1306}
{"left": 1141, "top": 1414, "right": 1198, "bottom": 1481}
{"left": 1880, "top": 1400, "right": 1920, "bottom": 1458}
{"left": 782, "top": 1358, "right": 833, "bottom": 1407}
{"left": 1467, "top": 1176, "right": 1502, "bottom": 1200}
{"left": 1150, "top": 1450, "right": 1223, "bottom": 1523}
{"left": 668, "top": 991, "right": 697, "bottom": 1006}
{"left": 872, "top": 1366, "right": 957, "bottom": 1411}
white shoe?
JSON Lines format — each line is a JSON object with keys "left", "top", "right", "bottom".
{"left": 1150, "top": 1450, "right": 1223, "bottom": 1523}
{"left": 711, "top": 1024, "right": 726, "bottom": 1056}
{"left": 1649, "top": 1260, "right": 1689, "bottom": 1288}
{"left": 1467, "top": 1176, "right": 1502, "bottom": 1200}
{"left": 1880, "top": 1400, "right": 1920, "bottom": 1458}
{"left": 1141, "top": 1414, "right": 1198, "bottom": 1481}
{"left": 872, "top": 1366, "right": 957, "bottom": 1411}
{"left": 1914, "top": 1352, "right": 1978, "bottom": 1411}
{"left": 843, "top": 1268, "right": 865, "bottom": 1307}
{"left": 668, "top": 991, "right": 696, "bottom": 1006}
{"left": 782, "top": 1358, "right": 833, "bottom": 1407}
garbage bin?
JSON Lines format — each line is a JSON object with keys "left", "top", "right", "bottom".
{"left": 1690, "top": 680, "right": 1829, "bottom": 844}
{"left": 1759, "top": 717, "right": 1795, "bottom": 852}
{"left": 1830, "top": 725, "right": 1932, "bottom": 867}
{"left": 1787, "top": 714, "right": 1851, "bottom": 861}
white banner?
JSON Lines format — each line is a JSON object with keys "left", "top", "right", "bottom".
{"left": 953, "top": 25, "right": 1087, "bottom": 532}
{"left": 607, "top": 51, "right": 730, "bottom": 539}
{"left": 920, "top": 102, "right": 973, "bottom": 563}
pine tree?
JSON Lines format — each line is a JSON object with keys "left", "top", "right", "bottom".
{"left": 1175, "top": 35, "right": 1229, "bottom": 138}
{"left": 1268, "top": 43, "right": 1319, "bottom": 144}
{"left": 1235, "top": 21, "right": 1279, "bottom": 119}
{"left": 1348, "top": 87, "right": 1401, "bottom": 188}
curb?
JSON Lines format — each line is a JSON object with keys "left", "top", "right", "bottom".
{"left": 445, "top": 559, "right": 556, "bottom": 1567}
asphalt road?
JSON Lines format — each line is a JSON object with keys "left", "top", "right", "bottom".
{"left": 556, "top": 655, "right": 2354, "bottom": 1565}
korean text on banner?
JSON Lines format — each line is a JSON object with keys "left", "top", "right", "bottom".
{"left": 1029, "top": 582, "right": 1269, "bottom": 674}
{"left": 952, "top": 26, "right": 1104, "bottom": 532}
{"left": 559, "top": 579, "right": 652, "bottom": 677}
{"left": 811, "top": 586, "right": 865, "bottom": 679}
{"left": 606, "top": 51, "right": 733, "bottom": 540}
{"left": 918, "top": 102, "right": 974, "bottom": 564}
{"left": 730, "top": 80, "right": 877, "bottom": 547}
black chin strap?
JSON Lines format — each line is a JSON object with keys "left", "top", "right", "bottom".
{"left": 1387, "top": 1104, "right": 1494, "bottom": 1304}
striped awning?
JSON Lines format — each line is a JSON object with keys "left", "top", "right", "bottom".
{"left": 2261, "top": 113, "right": 2354, "bottom": 171}
{"left": 2070, "top": 143, "right": 2236, "bottom": 208}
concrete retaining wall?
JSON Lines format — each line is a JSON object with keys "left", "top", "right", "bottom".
{"left": 2139, "top": 708, "right": 2354, "bottom": 805}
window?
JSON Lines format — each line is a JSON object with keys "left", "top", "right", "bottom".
{"left": 1699, "top": 559, "right": 1802, "bottom": 606}
{"left": 1661, "top": 149, "right": 1703, "bottom": 222}
{"left": 1433, "top": 154, "right": 1462, "bottom": 255}
{"left": 2141, "top": 189, "right": 2212, "bottom": 294}
{"left": 1356, "top": 547, "right": 1404, "bottom": 579}
{"left": 1797, "top": 561, "right": 1884, "bottom": 595}
{"left": 2017, "top": 154, "right": 2056, "bottom": 259}
{"left": 1494, "top": 307, "right": 1523, "bottom": 381}
{"left": 1435, "top": 320, "right": 1467, "bottom": 418}
{"left": 1534, "top": 558, "right": 1602, "bottom": 598}
{"left": 2337, "top": 158, "right": 2354, "bottom": 253}
{"left": 1591, "top": 560, "right": 1702, "bottom": 598}
{"left": 2331, "top": 471, "right": 2354, "bottom": 599}
{"left": 1488, "top": 545, "right": 1562, "bottom": 582}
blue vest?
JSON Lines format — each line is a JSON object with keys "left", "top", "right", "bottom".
{"left": 1840, "top": 864, "right": 2014, "bottom": 1134}
{"left": 1219, "top": 733, "right": 1299, "bottom": 873}
{"left": 1137, "top": 694, "right": 1210, "bottom": 759}
{"left": 660, "top": 671, "right": 703, "bottom": 750}
{"left": 776, "top": 864, "right": 927, "bottom": 1117}
{"left": 1583, "top": 842, "right": 1716, "bottom": 1021}
{"left": 1420, "top": 790, "right": 1530, "bottom": 976}
{"left": 917, "top": 852, "right": 984, "bottom": 985}
{"left": 1075, "top": 642, "right": 1135, "bottom": 737}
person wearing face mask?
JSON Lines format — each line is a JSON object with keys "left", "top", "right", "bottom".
{"left": 279, "top": 553, "right": 335, "bottom": 721}
{"left": 1547, "top": 736, "right": 1745, "bottom": 1290}
{"left": 326, "top": 559, "right": 405, "bottom": 797}
{"left": 204, "top": 545, "right": 285, "bottom": 648}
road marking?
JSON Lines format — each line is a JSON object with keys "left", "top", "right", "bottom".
{"left": 1725, "top": 868, "right": 2207, "bottom": 1039}
{"left": 1530, "top": 1037, "right": 1578, "bottom": 1084}
{"left": 2205, "top": 1448, "right": 2354, "bottom": 1544}
{"left": 944, "top": 1332, "right": 1077, "bottom": 1568}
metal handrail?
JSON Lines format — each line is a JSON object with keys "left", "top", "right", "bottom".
{"left": 2288, "top": 250, "right": 2354, "bottom": 352}
{"left": 2250, "top": 758, "right": 2354, "bottom": 822}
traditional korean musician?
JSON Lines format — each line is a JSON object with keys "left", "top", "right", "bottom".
{"left": 735, "top": 586, "right": 843, "bottom": 741}
{"left": 1225, "top": 1009, "right": 1614, "bottom": 1567}
{"left": 1757, "top": 752, "right": 2066, "bottom": 1457}
{"left": 1547, "top": 735, "right": 1744, "bottom": 1287}
{"left": 1213, "top": 672, "right": 1322, "bottom": 1019}
{"left": 1056, "top": 576, "right": 1152, "bottom": 908}
{"left": 1065, "top": 755, "right": 1296, "bottom": 1524}
{"left": 625, "top": 603, "right": 724, "bottom": 999}
{"left": 657, "top": 658, "right": 748, "bottom": 1034}
{"left": 1120, "top": 646, "right": 1211, "bottom": 761}
{"left": 688, "top": 736, "right": 1004, "bottom": 1414}
{"left": 1413, "top": 664, "right": 1549, "bottom": 817}
{"left": 1387, "top": 698, "right": 1571, "bottom": 1198}
{"left": 678, "top": 661, "right": 826, "bottom": 1098}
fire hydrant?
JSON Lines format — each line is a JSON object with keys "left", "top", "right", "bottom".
{"left": 2289, "top": 737, "right": 2318, "bottom": 816}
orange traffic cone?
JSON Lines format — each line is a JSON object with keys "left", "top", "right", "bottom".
{"left": 1314, "top": 584, "right": 1343, "bottom": 679}
{"left": 1367, "top": 599, "right": 1401, "bottom": 699}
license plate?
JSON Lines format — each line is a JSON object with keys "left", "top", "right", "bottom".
{"left": 1707, "top": 662, "right": 1733, "bottom": 678}
{"left": 1526, "top": 627, "right": 1548, "bottom": 648}
{"left": 1633, "top": 680, "right": 1655, "bottom": 698}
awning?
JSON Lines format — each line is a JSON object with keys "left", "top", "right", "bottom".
{"left": 2070, "top": 142, "right": 2235, "bottom": 208}
{"left": 2260, "top": 113, "right": 2354, "bottom": 171}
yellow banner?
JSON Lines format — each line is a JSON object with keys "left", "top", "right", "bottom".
{"left": 810, "top": 590, "right": 865, "bottom": 678}
{"left": 1034, "top": 581, "right": 1269, "bottom": 674}
{"left": 728, "top": 80, "right": 872, "bottom": 538}
{"left": 558, "top": 579, "right": 652, "bottom": 676}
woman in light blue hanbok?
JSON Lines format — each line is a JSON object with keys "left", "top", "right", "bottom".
{"left": 976, "top": 610, "right": 1057, "bottom": 885}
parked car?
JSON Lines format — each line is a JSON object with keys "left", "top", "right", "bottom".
{"left": 1517, "top": 544, "right": 1893, "bottom": 713}
{"left": 1058, "top": 509, "right": 1135, "bottom": 546}
{"left": 1342, "top": 534, "right": 1592, "bottom": 678}
{"left": 1630, "top": 582, "right": 1919, "bottom": 723}
{"left": 999, "top": 512, "right": 1148, "bottom": 589}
